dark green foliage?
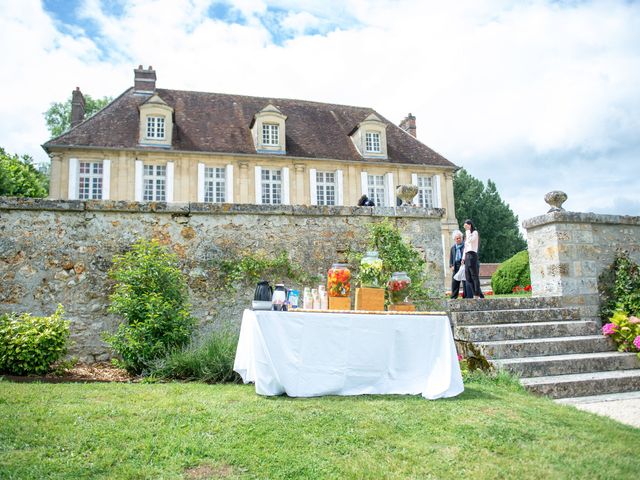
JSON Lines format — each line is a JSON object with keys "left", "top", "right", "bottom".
{"left": 0, "top": 147, "right": 48, "bottom": 197}
{"left": 44, "top": 95, "right": 113, "bottom": 138}
{"left": 599, "top": 250, "right": 640, "bottom": 321}
{"left": 453, "top": 168, "right": 527, "bottom": 262}
{"left": 105, "top": 238, "right": 196, "bottom": 374}
{"left": 0, "top": 305, "right": 69, "bottom": 375}
{"left": 351, "top": 219, "right": 439, "bottom": 309}
{"left": 491, "top": 250, "right": 531, "bottom": 294}
{"left": 147, "top": 328, "right": 242, "bottom": 383}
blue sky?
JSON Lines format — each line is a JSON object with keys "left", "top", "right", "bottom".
{"left": 1, "top": 0, "right": 639, "bottom": 226}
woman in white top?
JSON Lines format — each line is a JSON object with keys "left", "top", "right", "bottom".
{"left": 461, "top": 219, "right": 483, "bottom": 299}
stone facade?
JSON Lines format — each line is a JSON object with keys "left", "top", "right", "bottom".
{"left": 523, "top": 210, "right": 640, "bottom": 320}
{"left": 0, "top": 197, "right": 445, "bottom": 362}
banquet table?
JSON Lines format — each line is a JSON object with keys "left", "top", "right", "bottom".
{"left": 233, "top": 309, "right": 464, "bottom": 400}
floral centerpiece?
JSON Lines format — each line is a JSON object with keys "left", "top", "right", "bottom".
{"left": 327, "top": 264, "right": 351, "bottom": 297}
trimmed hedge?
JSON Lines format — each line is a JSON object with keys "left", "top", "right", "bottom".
{"left": 491, "top": 250, "right": 531, "bottom": 294}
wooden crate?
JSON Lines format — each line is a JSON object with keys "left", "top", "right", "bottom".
{"left": 387, "top": 303, "right": 416, "bottom": 312}
{"left": 329, "top": 296, "right": 351, "bottom": 310}
{"left": 355, "top": 287, "right": 385, "bottom": 311}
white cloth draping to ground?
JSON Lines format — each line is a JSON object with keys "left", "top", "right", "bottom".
{"left": 234, "top": 309, "right": 464, "bottom": 400}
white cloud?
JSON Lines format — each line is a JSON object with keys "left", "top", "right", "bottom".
{"left": 0, "top": 0, "right": 638, "bottom": 224}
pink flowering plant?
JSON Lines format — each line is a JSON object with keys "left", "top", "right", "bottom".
{"left": 601, "top": 310, "right": 640, "bottom": 358}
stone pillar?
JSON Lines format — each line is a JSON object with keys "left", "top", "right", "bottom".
{"left": 239, "top": 162, "right": 249, "bottom": 203}
{"left": 48, "top": 153, "right": 63, "bottom": 199}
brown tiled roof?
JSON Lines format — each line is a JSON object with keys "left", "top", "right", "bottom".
{"left": 43, "top": 88, "right": 456, "bottom": 167}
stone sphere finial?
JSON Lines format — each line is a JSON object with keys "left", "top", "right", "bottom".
{"left": 544, "top": 191, "right": 567, "bottom": 212}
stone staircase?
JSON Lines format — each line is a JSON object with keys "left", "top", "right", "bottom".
{"left": 449, "top": 297, "right": 640, "bottom": 399}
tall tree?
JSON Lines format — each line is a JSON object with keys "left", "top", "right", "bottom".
{"left": 453, "top": 168, "right": 527, "bottom": 262}
{"left": 44, "top": 95, "right": 112, "bottom": 138}
{"left": 0, "top": 147, "right": 48, "bottom": 197}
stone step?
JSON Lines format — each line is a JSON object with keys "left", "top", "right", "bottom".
{"left": 450, "top": 307, "right": 581, "bottom": 326}
{"left": 475, "top": 335, "right": 616, "bottom": 360}
{"left": 492, "top": 351, "right": 640, "bottom": 378}
{"left": 556, "top": 390, "right": 640, "bottom": 405}
{"left": 448, "top": 296, "right": 562, "bottom": 312}
{"left": 455, "top": 320, "right": 599, "bottom": 342}
{"left": 521, "top": 370, "right": 640, "bottom": 399}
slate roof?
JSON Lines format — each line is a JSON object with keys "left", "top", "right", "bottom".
{"left": 43, "top": 87, "right": 456, "bottom": 168}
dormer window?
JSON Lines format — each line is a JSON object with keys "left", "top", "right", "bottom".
{"left": 350, "top": 113, "right": 388, "bottom": 159}
{"left": 262, "top": 124, "right": 279, "bottom": 146}
{"left": 138, "top": 94, "right": 173, "bottom": 148}
{"left": 146, "top": 116, "right": 165, "bottom": 139}
{"left": 365, "top": 132, "right": 381, "bottom": 153}
{"left": 251, "top": 104, "right": 287, "bottom": 155}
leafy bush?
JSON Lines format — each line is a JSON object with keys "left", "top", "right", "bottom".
{"left": 602, "top": 311, "right": 640, "bottom": 358}
{"left": 0, "top": 305, "right": 69, "bottom": 375}
{"left": 350, "top": 219, "right": 439, "bottom": 309}
{"left": 599, "top": 250, "right": 640, "bottom": 321}
{"left": 491, "top": 250, "right": 531, "bottom": 295}
{"left": 147, "top": 328, "right": 242, "bottom": 383}
{"left": 104, "top": 238, "right": 196, "bottom": 374}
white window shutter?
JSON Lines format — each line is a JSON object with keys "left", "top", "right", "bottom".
{"left": 68, "top": 158, "right": 78, "bottom": 200}
{"left": 255, "top": 166, "right": 262, "bottom": 204}
{"left": 197, "top": 163, "right": 205, "bottom": 202}
{"left": 411, "top": 173, "right": 419, "bottom": 204}
{"left": 433, "top": 174, "right": 441, "bottom": 208}
{"left": 225, "top": 164, "right": 234, "bottom": 203}
{"left": 102, "top": 159, "right": 110, "bottom": 200}
{"left": 134, "top": 160, "right": 143, "bottom": 201}
{"left": 335, "top": 169, "right": 344, "bottom": 206}
{"left": 385, "top": 172, "right": 395, "bottom": 207}
{"left": 282, "top": 167, "right": 290, "bottom": 205}
{"left": 309, "top": 168, "right": 317, "bottom": 205}
{"left": 166, "top": 161, "right": 174, "bottom": 203}
{"left": 360, "top": 171, "right": 368, "bottom": 196}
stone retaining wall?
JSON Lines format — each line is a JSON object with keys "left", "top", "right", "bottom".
{"left": 0, "top": 197, "right": 445, "bottom": 362}
{"left": 523, "top": 210, "right": 640, "bottom": 319}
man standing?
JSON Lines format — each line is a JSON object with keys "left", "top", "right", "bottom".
{"left": 449, "top": 230, "right": 465, "bottom": 299}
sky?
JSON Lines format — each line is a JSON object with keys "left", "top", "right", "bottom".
{"left": 1, "top": 0, "right": 639, "bottom": 227}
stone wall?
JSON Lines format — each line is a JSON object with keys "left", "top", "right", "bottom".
{"left": 523, "top": 210, "right": 640, "bottom": 320}
{"left": 0, "top": 197, "right": 445, "bottom": 362}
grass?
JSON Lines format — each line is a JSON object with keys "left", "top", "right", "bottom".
{"left": 1, "top": 374, "right": 639, "bottom": 479}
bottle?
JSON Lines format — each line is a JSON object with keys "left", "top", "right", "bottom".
{"left": 311, "top": 288, "right": 319, "bottom": 310}
{"left": 288, "top": 289, "right": 299, "bottom": 309}
{"left": 319, "top": 286, "right": 328, "bottom": 310}
{"left": 303, "top": 287, "right": 312, "bottom": 309}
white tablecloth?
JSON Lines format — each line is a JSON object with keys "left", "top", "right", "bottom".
{"left": 234, "top": 309, "right": 464, "bottom": 400}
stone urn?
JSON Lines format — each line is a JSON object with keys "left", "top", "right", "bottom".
{"left": 396, "top": 184, "right": 419, "bottom": 206}
{"left": 544, "top": 191, "right": 568, "bottom": 212}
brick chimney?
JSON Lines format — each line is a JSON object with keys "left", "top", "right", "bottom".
{"left": 134, "top": 65, "right": 156, "bottom": 93}
{"left": 399, "top": 113, "right": 417, "bottom": 138}
{"left": 70, "top": 87, "right": 85, "bottom": 128}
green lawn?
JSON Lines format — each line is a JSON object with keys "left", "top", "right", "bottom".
{"left": 1, "top": 375, "right": 638, "bottom": 479}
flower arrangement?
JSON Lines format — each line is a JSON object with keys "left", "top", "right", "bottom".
{"left": 601, "top": 310, "right": 640, "bottom": 358}
{"left": 327, "top": 264, "right": 351, "bottom": 297}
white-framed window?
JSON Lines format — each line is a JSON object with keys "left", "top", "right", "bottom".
{"left": 365, "top": 132, "right": 381, "bottom": 153}
{"left": 204, "top": 167, "right": 226, "bottom": 203}
{"left": 146, "top": 116, "right": 165, "bottom": 139}
{"left": 367, "top": 174, "right": 386, "bottom": 207}
{"left": 416, "top": 175, "right": 434, "bottom": 208}
{"left": 316, "top": 171, "right": 336, "bottom": 206}
{"left": 143, "top": 164, "right": 166, "bottom": 201}
{"left": 78, "top": 161, "right": 103, "bottom": 200}
{"left": 262, "top": 124, "right": 279, "bottom": 146}
{"left": 261, "top": 168, "right": 282, "bottom": 204}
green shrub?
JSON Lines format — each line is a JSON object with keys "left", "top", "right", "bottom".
{"left": 147, "top": 328, "right": 241, "bottom": 383}
{"left": 104, "top": 238, "right": 196, "bottom": 374}
{"left": 0, "top": 305, "right": 69, "bottom": 375}
{"left": 491, "top": 250, "right": 531, "bottom": 295}
{"left": 599, "top": 250, "right": 640, "bottom": 321}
